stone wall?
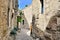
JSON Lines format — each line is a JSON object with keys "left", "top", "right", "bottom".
{"left": 31, "top": 0, "right": 60, "bottom": 39}
{"left": 0, "top": 0, "right": 18, "bottom": 40}
{"left": 32, "top": 0, "right": 59, "bottom": 31}
{"left": 22, "top": 5, "right": 32, "bottom": 27}
{"left": 0, "top": 0, "right": 9, "bottom": 40}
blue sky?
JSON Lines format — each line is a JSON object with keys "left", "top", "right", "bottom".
{"left": 18, "top": 0, "right": 32, "bottom": 10}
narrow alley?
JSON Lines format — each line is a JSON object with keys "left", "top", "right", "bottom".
{"left": 0, "top": 0, "right": 60, "bottom": 40}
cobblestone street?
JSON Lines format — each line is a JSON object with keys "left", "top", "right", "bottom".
{"left": 16, "top": 28, "right": 33, "bottom": 40}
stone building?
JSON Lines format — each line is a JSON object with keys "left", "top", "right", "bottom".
{"left": 31, "top": 0, "right": 60, "bottom": 40}
{"left": 0, "top": 0, "right": 18, "bottom": 40}
{"left": 22, "top": 5, "right": 32, "bottom": 29}
{"left": 32, "top": 0, "right": 60, "bottom": 31}
{"left": 21, "top": 0, "right": 60, "bottom": 31}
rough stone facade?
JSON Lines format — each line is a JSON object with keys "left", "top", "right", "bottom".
{"left": 0, "top": 0, "right": 9, "bottom": 40}
{"left": 46, "top": 14, "right": 60, "bottom": 40}
{"left": 0, "top": 0, "right": 18, "bottom": 40}
{"left": 32, "top": 0, "right": 60, "bottom": 31}
{"left": 31, "top": 0, "right": 60, "bottom": 40}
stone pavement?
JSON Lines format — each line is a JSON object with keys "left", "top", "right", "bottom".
{"left": 15, "top": 28, "right": 33, "bottom": 40}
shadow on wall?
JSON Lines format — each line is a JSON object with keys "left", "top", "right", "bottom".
{"left": 21, "top": 13, "right": 29, "bottom": 29}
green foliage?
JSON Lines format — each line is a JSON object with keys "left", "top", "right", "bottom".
{"left": 20, "top": 11, "right": 23, "bottom": 16}
{"left": 10, "top": 27, "right": 19, "bottom": 35}
{"left": 17, "top": 10, "right": 23, "bottom": 22}
{"left": 25, "top": 5, "right": 28, "bottom": 7}
{"left": 17, "top": 16, "right": 23, "bottom": 22}
{"left": 14, "top": 27, "right": 19, "bottom": 31}
{"left": 10, "top": 29, "right": 16, "bottom": 35}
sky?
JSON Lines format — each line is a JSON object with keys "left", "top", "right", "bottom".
{"left": 18, "top": 0, "right": 32, "bottom": 10}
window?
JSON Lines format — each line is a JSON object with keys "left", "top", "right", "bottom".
{"left": 40, "top": 0, "right": 44, "bottom": 14}
{"left": 23, "top": 20, "right": 24, "bottom": 25}
{"left": 11, "top": 13, "right": 14, "bottom": 19}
